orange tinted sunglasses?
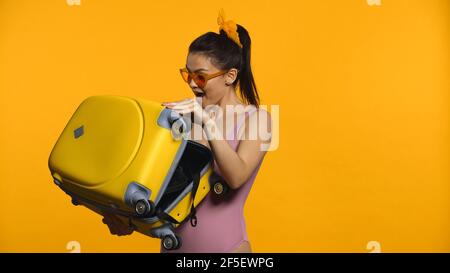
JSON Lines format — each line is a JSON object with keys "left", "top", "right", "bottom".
{"left": 179, "top": 68, "right": 227, "bottom": 89}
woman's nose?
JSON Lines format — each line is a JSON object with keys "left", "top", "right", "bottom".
{"left": 189, "top": 78, "right": 198, "bottom": 89}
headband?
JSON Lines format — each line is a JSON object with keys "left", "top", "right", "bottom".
{"left": 217, "top": 8, "right": 243, "bottom": 48}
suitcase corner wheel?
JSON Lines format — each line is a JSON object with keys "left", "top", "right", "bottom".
{"left": 213, "top": 181, "right": 229, "bottom": 196}
{"left": 134, "top": 199, "right": 155, "bottom": 217}
{"left": 124, "top": 182, "right": 156, "bottom": 217}
{"left": 150, "top": 223, "right": 182, "bottom": 251}
{"left": 162, "top": 234, "right": 182, "bottom": 251}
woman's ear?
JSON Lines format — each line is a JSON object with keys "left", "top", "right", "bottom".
{"left": 225, "top": 68, "right": 239, "bottom": 85}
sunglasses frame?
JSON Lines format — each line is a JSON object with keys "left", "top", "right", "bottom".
{"left": 179, "top": 68, "right": 228, "bottom": 89}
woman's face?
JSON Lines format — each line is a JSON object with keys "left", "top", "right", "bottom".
{"left": 185, "top": 52, "right": 235, "bottom": 106}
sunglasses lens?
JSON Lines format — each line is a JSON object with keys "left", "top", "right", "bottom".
{"left": 180, "top": 70, "right": 190, "bottom": 82}
{"left": 195, "top": 75, "right": 206, "bottom": 88}
{"left": 180, "top": 69, "right": 210, "bottom": 88}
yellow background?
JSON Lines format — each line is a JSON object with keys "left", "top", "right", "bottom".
{"left": 0, "top": 0, "right": 449, "bottom": 252}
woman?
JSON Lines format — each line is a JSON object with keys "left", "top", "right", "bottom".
{"left": 103, "top": 9, "right": 271, "bottom": 253}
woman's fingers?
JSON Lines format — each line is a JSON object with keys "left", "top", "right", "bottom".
{"left": 110, "top": 215, "right": 133, "bottom": 235}
{"left": 163, "top": 98, "right": 207, "bottom": 125}
{"left": 167, "top": 103, "right": 196, "bottom": 113}
{"left": 168, "top": 99, "right": 202, "bottom": 111}
{"left": 167, "top": 104, "right": 194, "bottom": 111}
{"left": 119, "top": 226, "right": 133, "bottom": 236}
{"left": 176, "top": 109, "right": 195, "bottom": 115}
{"left": 172, "top": 105, "right": 196, "bottom": 114}
{"left": 102, "top": 213, "right": 132, "bottom": 236}
{"left": 109, "top": 224, "right": 118, "bottom": 235}
{"left": 102, "top": 215, "right": 113, "bottom": 225}
{"left": 165, "top": 100, "right": 195, "bottom": 110}
{"left": 163, "top": 99, "right": 204, "bottom": 114}
{"left": 170, "top": 105, "right": 195, "bottom": 112}
{"left": 103, "top": 215, "right": 117, "bottom": 234}
{"left": 163, "top": 98, "right": 204, "bottom": 112}
{"left": 162, "top": 98, "right": 193, "bottom": 106}
{"left": 110, "top": 214, "right": 126, "bottom": 228}
{"left": 162, "top": 98, "right": 190, "bottom": 104}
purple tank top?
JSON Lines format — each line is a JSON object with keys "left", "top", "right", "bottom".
{"left": 161, "top": 108, "right": 263, "bottom": 253}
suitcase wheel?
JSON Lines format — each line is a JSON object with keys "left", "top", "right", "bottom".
{"left": 213, "top": 182, "right": 229, "bottom": 196}
{"left": 162, "top": 234, "right": 182, "bottom": 250}
{"left": 134, "top": 199, "right": 155, "bottom": 217}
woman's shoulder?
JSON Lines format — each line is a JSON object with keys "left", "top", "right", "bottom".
{"left": 238, "top": 104, "right": 271, "bottom": 124}
{"left": 236, "top": 104, "right": 272, "bottom": 140}
{"left": 233, "top": 104, "right": 270, "bottom": 119}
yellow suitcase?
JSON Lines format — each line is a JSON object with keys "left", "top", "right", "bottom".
{"left": 48, "top": 95, "right": 215, "bottom": 250}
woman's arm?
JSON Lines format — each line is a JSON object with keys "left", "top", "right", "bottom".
{"left": 162, "top": 98, "right": 272, "bottom": 190}
{"left": 204, "top": 109, "right": 272, "bottom": 189}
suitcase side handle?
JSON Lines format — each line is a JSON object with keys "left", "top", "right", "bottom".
{"left": 157, "top": 108, "right": 191, "bottom": 140}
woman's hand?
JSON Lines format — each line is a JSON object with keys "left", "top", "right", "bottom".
{"left": 162, "top": 98, "right": 272, "bottom": 191}
{"left": 162, "top": 98, "right": 213, "bottom": 125}
{"left": 102, "top": 212, "right": 134, "bottom": 236}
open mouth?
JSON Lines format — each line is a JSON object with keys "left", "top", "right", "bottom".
{"left": 193, "top": 90, "right": 205, "bottom": 97}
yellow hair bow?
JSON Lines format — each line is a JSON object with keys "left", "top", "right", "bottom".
{"left": 217, "top": 8, "right": 243, "bottom": 48}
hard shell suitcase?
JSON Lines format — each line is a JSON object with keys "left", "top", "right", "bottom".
{"left": 48, "top": 95, "right": 215, "bottom": 250}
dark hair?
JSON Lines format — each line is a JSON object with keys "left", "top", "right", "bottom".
{"left": 188, "top": 25, "right": 260, "bottom": 107}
